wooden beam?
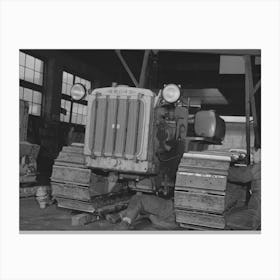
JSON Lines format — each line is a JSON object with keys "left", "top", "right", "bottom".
{"left": 245, "top": 56, "right": 260, "bottom": 150}
{"left": 139, "top": 50, "right": 151, "bottom": 88}
{"left": 115, "top": 50, "right": 139, "bottom": 87}
{"left": 244, "top": 56, "right": 261, "bottom": 158}
{"left": 163, "top": 49, "right": 261, "bottom": 56}
{"left": 253, "top": 80, "right": 261, "bottom": 96}
{"left": 244, "top": 55, "right": 252, "bottom": 164}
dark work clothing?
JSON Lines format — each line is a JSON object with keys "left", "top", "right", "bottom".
{"left": 122, "top": 194, "right": 176, "bottom": 229}
{"left": 228, "top": 163, "right": 261, "bottom": 215}
{"left": 158, "top": 139, "right": 186, "bottom": 183}
{"left": 228, "top": 163, "right": 261, "bottom": 185}
{"left": 227, "top": 163, "right": 261, "bottom": 229}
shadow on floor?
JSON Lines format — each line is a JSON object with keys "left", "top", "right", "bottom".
{"left": 20, "top": 197, "right": 177, "bottom": 232}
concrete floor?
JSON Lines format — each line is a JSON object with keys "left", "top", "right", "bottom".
{"left": 20, "top": 197, "right": 166, "bottom": 231}
{"left": 20, "top": 197, "right": 256, "bottom": 231}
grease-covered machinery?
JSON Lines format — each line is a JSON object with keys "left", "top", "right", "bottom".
{"left": 51, "top": 83, "right": 227, "bottom": 213}
{"left": 70, "top": 83, "right": 225, "bottom": 194}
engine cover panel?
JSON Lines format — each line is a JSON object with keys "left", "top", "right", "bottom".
{"left": 84, "top": 87, "right": 155, "bottom": 173}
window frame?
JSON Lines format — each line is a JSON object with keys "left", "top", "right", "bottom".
{"left": 60, "top": 70, "right": 92, "bottom": 125}
{"left": 19, "top": 50, "right": 45, "bottom": 117}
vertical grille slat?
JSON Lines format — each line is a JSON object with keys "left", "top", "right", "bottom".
{"left": 104, "top": 96, "right": 118, "bottom": 156}
{"left": 93, "top": 96, "right": 107, "bottom": 156}
{"left": 125, "top": 97, "right": 140, "bottom": 159}
{"left": 136, "top": 101, "right": 144, "bottom": 155}
{"left": 114, "top": 97, "right": 128, "bottom": 157}
{"left": 88, "top": 98, "right": 97, "bottom": 153}
{"left": 102, "top": 96, "right": 109, "bottom": 156}
{"left": 112, "top": 96, "right": 120, "bottom": 155}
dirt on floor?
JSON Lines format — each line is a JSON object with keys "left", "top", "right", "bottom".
{"left": 20, "top": 197, "right": 167, "bottom": 231}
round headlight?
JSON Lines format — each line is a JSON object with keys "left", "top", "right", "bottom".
{"left": 70, "top": 83, "right": 86, "bottom": 101}
{"left": 162, "top": 84, "right": 181, "bottom": 103}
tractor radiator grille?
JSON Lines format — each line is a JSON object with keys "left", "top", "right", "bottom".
{"left": 84, "top": 87, "right": 154, "bottom": 173}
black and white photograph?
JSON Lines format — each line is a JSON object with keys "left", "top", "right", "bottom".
{"left": 1, "top": 1, "right": 280, "bottom": 280}
{"left": 19, "top": 49, "right": 261, "bottom": 231}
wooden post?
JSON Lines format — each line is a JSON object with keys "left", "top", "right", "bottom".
{"left": 244, "top": 55, "right": 251, "bottom": 164}
{"left": 253, "top": 80, "right": 261, "bottom": 96}
{"left": 115, "top": 50, "right": 139, "bottom": 87}
{"left": 43, "top": 57, "right": 63, "bottom": 122}
{"left": 139, "top": 50, "right": 151, "bottom": 88}
{"left": 244, "top": 55, "right": 260, "bottom": 151}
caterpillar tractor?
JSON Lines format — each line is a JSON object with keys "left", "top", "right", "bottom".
{"left": 51, "top": 82, "right": 226, "bottom": 215}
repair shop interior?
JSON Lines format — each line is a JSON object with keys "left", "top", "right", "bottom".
{"left": 19, "top": 49, "right": 261, "bottom": 231}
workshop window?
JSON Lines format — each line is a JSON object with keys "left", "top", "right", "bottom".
{"left": 19, "top": 52, "right": 44, "bottom": 85}
{"left": 19, "top": 86, "right": 42, "bottom": 116}
{"left": 60, "top": 71, "right": 91, "bottom": 125}
{"left": 19, "top": 51, "right": 44, "bottom": 116}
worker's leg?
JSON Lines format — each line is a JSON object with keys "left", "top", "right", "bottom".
{"left": 112, "top": 194, "right": 176, "bottom": 230}
{"left": 106, "top": 194, "right": 142, "bottom": 225}
{"left": 122, "top": 194, "right": 173, "bottom": 219}
{"left": 120, "top": 194, "right": 176, "bottom": 229}
{"left": 120, "top": 194, "right": 145, "bottom": 223}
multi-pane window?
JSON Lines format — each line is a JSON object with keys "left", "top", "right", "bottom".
{"left": 60, "top": 99, "right": 72, "bottom": 123}
{"left": 19, "top": 52, "right": 44, "bottom": 85}
{"left": 19, "top": 51, "right": 44, "bottom": 116}
{"left": 72, "top": 102, "right": 88, "bottom": 125}
{"left": 19, "top": 87, "right": 42, "bottom": 116}
{"left": 60, "top": 71, "right": 91, "bottom": 125}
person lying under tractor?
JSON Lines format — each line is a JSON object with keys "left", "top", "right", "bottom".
{"left": 226, "top": 148, "right": 261, "bottom": 230}
{"left": 107, "top": 148, "right": 261, "bottom": 231}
